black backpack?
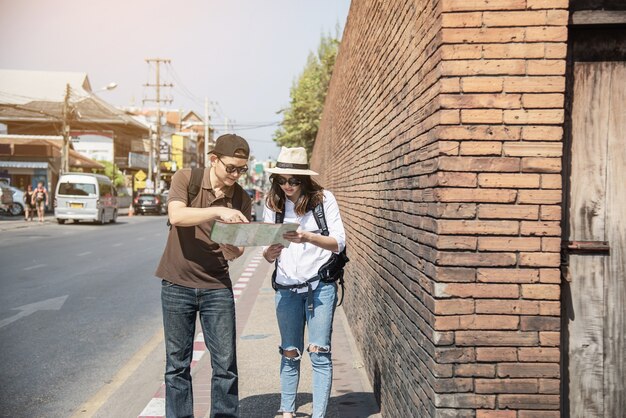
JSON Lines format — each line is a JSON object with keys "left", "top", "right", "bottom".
{"left": 273, "top": 200, "right": 349, "bottom": 309}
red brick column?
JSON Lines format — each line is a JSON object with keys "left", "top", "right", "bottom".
{"left": 311, "top": 0, "right": 568, "bottom": 416}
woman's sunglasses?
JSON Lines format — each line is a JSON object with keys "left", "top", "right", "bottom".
{"left": 274, "top": 177, "right": 302, "bottom": 187}
{"left": 218, "top": 157, "right": 248, "bottom": 175}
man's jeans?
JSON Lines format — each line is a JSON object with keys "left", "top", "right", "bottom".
{"left": 161, "top": 280, "right": 238, "bottom": 418}
{"left": 275, "top": 281, "right": 337, "bottom": 418}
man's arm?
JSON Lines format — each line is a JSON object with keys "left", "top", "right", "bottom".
{"left": 168, "top": 200, "right": 248, "bottom": 227}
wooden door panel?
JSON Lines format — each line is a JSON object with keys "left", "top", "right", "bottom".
{"left": 603, "top": 62, "right": 626, "bottom": 418}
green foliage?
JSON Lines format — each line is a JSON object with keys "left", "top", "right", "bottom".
{"left": 94, "top": 160, "right": 125, "bottom": 187}
{"left": 274, "top": 33, "right": 340, "bottom": 154}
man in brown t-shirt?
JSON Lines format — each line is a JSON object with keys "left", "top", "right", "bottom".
{"left": 156, "top": 133, "right": 252, "bottom": 418}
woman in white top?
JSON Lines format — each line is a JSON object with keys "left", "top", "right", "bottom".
{"left": 263, "top": 147, "right": 346, "bottom": 418}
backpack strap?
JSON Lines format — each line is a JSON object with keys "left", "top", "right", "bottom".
{"left": 167, "top": 167, "right": 205, "bottom": 229}
{"left": 187, "top": 167, "right": 205, "bottom": 206}
{"left": 312, "top": 202, "right": 329, "bottom": 236}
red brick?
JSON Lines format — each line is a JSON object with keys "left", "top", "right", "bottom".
{"left": 461, "top": 109, "right": 503, "bottom": 124}
{"left": 521, "top": 284, "right": 560, "bottom": 300}
{"left": 455, "top": 364, "right": 496, "bottom": 377}
{"left": 439, "top": 125, "right": 520, "bottom": 141}
{"left": 442, "top": 28, "right": 525, "bottom": 44}
{"left": 541, "top": 174, "right": 561, "bottom": 189}
{"left": 527, "top": 60, "right": 567, "bottom": 75}
{"left": 523, "top": 93, "right": 565, "bottom": 108}
{"left": 520, "top": 316, "right": 560, "bottom": 332}
{"left": 442, "top": 94, "right": 523, "bottom": 109}
{"left": 522, "top": 126, "right": 563, "bottom": 141}
{"left": 457, "top": 331, "right": 538, "bottom": 346}
{"left": 540, "top": 268, "right": 561, "bottom": 283}
{"left": 439, "top": 156, "right": 520, "bottom": 172}
{"left": 518, "top": 347, "right": 560, "bottom": 361}
{"left": 520, "top": 221, "right": 560, "bottom": 236}
{"left": 519, "top": 411, "right": 560, "bottom": 418}
{"left": 525, "top": 27, "right": 568, "bottom": 42}
{"left": 478, "top": 237, "right": 541, "bottom": 252}
{"left": 436, "top": 283, "right": 519, "bottom": 298}
{"left": 459, "top": 314, "right": 519, "bottom": 330}
{"left": 483, "top": 11, "right": 547, "bottom": 27}
{"left": 477, "top": 268, "right": 540, "bottom": 283}
{"left": 438, "top": 252, "right": 517, "bottom": 267}
{"left": 476, "top": 347, "right": 518, "bottom": 362}
{"left": 437, "top": 188, "right": 516, "bottom": 203}
{"left": 503, "top": 109, "right": 564, "bottom": 124}
{"left": 476, "top": 299, "right": 540, "bottom": 315}
{"left": 518, "top": 190, "right": 562, "bottom": 205}
{"left": 539, "top": 301, "right": 560, "bottom": 316}
{"left": 498, "top": 394, "right": 560, "bottom": 409}
{"left": 437, "top": 235, "right": 478, "bottom": 250}
{"left": 442, "top": 12, "right": 482, "bottom": 28}
{"left": 437, "top": 172, "right": 477, "bottom": 187}
{"left": 438, "top": 220, "right": 519, "bottom": 235}
{"left": 442, "top": 0, "right": 526, "bottom": 12}
{"left": 476, "top": 378, "right": 538, "bottom": 393}
{"left": 478, "top": 173, "right": 540, "bottom": 188}
{"left": 432, "top": 298, "right": 476, "bottom": 315}
{"left": 504, "top": 76, "right": 565, "bottom": 93}
{"left": 519, "top": 252, "right": 560, "bottom": 267}
{"left": 482, "top": 43, "right": 545, "bottom": 59}
{"left": 539, "top": 378, "right": 560, "bottom": 394}
{"left": 478, "top": 204, "right": 539, "bottom": 220}
{"left": 540, "top": 331, "right": 560, "bottom": 347}
{"left": 477, "top": 411, "right": 516, "bottom": 418}
{"left": 504, "top": 142, "right": 562, "bottom": 158}
{"left": 498, "top": 363, "right": 560, "bottom": 378}
{"left": 527, "top": 0, "right": 569, "bottom": 9}
{"left": 541, "top": 237, "right": 561, "bottom": 252}
{"left": 461, "top": 77, "right": 504, "bottom": 93}
{"left": 540, "top": 205, "right": 561, "bottom": 220}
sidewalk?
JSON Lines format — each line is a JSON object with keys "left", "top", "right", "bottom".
{"left": 183, "top": 258, "right": 381, "bottom": 418}
{"left": 0, "top": 207, "right": 130, "bottom": 232}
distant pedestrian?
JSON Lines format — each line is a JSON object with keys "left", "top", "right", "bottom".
{"left": 263, "top": 147, "right": 346, "bottom": 418}
{"left": 23, "top": 184, "right": 35, "bottom": 221}
{"left": 155, "top": 134, "right": 252, "bottom": 418}
{"left": 32, "top": 181, "right": 48, "bottom": 223}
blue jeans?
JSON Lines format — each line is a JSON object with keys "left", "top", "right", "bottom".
{"left": 161, "top": 280, "right": 238, "bottom": 418}
{"left": 275, "top": 281, "right": 337, "bottom": 418}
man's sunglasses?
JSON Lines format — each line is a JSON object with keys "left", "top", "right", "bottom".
{"left": 218, "top": 157, "right": 248, "bottom": 175}
{"left": 274, "top": 177, "right": 302, "bottom": 187}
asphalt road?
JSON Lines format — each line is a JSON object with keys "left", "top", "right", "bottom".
{"left": 0, "top": 216, "right": 252, "bottom": 418}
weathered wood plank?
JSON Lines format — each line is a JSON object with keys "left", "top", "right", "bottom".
{"left": 570, "top": 10, "right": 626, "bottom": 26}
{"left": 603, "top": 61, "right": 626, "bottom": 418}
{"left": 568, "top": 61, "right": 611, "bottom": 418}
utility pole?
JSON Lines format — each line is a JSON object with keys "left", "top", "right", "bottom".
{"left": 204, "top": 97, "right": 210, "bottom": 167}
{"left": 143, "top": 58, "right": 173, "bottom": 192}
{"left": 61, "top": 84, "right": 71, "bottom": 174}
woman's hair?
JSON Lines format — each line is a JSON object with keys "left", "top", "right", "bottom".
{"left": 265, "top": 174, "right": 324, "bottom": 216}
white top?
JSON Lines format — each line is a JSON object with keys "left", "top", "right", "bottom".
{"left": 263, "top": 190, "right": 346, "bottom": 292}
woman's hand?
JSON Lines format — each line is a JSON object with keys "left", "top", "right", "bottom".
{"left": 219, "top": 244, "right": 244, "bottom": 261}
{"left": 282, "top": 230, "right": 311, "bottom": 244}
{"left": 263, "top": 243, "right": 284, "bottom": 262}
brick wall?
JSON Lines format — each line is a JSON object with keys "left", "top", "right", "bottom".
{"left": 310, "top": 0, "right": 568, "bottom": 416}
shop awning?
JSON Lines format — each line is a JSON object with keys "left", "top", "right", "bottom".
{"left": 0, "top": 161, "right": 49, "bottom": 169}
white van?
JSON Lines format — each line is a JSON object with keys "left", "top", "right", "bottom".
{"left": 54, "top": 173, "right": 118, "bottom": 224}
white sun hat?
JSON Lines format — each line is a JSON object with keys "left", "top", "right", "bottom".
{"left": 266, "top": 147, "right": 319, "bottom": 176}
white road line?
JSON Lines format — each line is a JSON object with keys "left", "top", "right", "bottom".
{"left": 138, "top": 398, "right": 165, "bottom": 417}
{"left": 112, "top": 243, "right": 123, "bottom": 247}
{"left": 23, "top": 264, "right": 46, "bottom": 271}
{"left": 77, "top": 251, "right": 92, "bottom": 257}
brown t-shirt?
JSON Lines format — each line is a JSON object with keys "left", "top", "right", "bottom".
{"left": 155, "top": 168, "right": 252, "bottom": 289}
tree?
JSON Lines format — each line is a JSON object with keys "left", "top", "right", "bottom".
{"left": 274, "top": 33, "right": 340, "bottom": 154}
{"left": 95, "top": 160, "right": 125, "bottom": 188}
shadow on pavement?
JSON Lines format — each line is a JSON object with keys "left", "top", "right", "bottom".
{"left": 239, "top": 392, "right": 380, "bottom": 418}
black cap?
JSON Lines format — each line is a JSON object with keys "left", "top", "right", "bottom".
{"left": 212, "top": 134, "right": 250, "bottom": 159}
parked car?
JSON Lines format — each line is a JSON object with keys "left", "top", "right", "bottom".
{"left": 2, "top": 186, "right": 25, "bottom": 216}
{"left": 133, "top": 193, "right": 163, "bottom": 215}
{"left": 159, "top": 190, "right": 169, "bottom": 215}
{"left": 54, "top": 173, "right": 118, "bottom": 224}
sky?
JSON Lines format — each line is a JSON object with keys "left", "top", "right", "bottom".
{"left": 0, "top": 0, "right": 352, "bottom": 160}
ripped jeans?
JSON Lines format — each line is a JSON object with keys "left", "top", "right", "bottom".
{"left": 275, "top": 281, "right": 337, "bottom": 418}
